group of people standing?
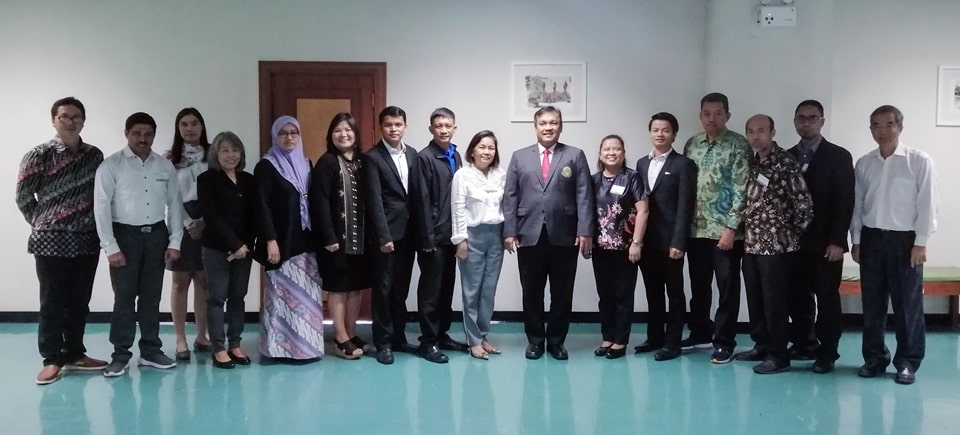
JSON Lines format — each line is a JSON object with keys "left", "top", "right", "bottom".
{"left": 17, "top": 92, "right": 937, "bottom": 387}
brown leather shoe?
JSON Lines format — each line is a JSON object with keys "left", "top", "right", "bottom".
{"left": 36, "top": 365, "right": 62, "bottom": 385}
{"left": 64, "top": 355, "right": 109, "bottom": 371}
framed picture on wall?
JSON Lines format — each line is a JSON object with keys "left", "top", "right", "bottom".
{"left": 511, "top": 62, "right": 587, "bottom": 122}
{"left": 937, "top": 65, "right": 960, "bottom": 126}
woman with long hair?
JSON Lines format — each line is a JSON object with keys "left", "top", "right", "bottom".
{"left": 166, "top": 107, "right": 212, "bottom": 360}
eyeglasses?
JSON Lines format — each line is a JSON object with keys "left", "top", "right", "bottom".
{"left": 277, "top": 131, "right": 300, "bottom": 138}
{"left": 56, "top": 115, "right": 85, "bottom": 123}
{"left": 794, "top": 115, "right": 824, "bottom": 124}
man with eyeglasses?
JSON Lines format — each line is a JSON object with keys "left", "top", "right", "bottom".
{"left": 16, "top": 97, "right": 107, "bottom": 384}
{"left": 783, "top": 100, "right": 855, "bottom": 374}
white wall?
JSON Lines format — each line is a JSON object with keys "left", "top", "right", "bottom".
{"left": 0, "top": 0, "right": 708, "bottom": 313}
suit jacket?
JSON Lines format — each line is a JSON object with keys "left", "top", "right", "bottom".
{"left": 787, "top": 139, "right": 855, "bottom": 254}
{"left": 635, "top": 151, "right": 696, "bottom": 252}
{"left": 309, "top": 152, "right": 369, "bottom": 267}
{"left": 414, "top": 141, "right": 462, "bottom": 250}
{"left": 503, "top": 142, "right": 596, "bottom": 247}
{"left": 365, "top": 140, "right": 419, "bottom": 245}
{"left": 252, "top": 160, "right": 314, "bottom": 270}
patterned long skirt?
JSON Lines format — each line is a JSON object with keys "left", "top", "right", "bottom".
{"left": 260, "top": 252, "right": 325, "bottom": 359}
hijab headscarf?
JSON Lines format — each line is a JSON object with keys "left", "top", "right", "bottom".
{"left": 265, "top": 116, "right": 311, "bottom": 229}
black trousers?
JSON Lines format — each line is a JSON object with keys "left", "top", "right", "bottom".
{"left": 35, "top": 254, "right": 99, "bottom": 366}
{"left": 743, "top": 252, "right": 794, "bottom": 363}
{"left": 109, "top": 222, "right": 169, "bottom": 362}
{"left": 859, "top": 227, "right": 925, "bottom": 371}
{"left": 687, "top": 238, "right": 744, "bottom": 349}
{"left": 639, "top": 248, "right": 686, "bottom": 349}
{"left": 591, "top": 249, "right": 637, "bottom": 345}
{"left": 789, "top": 250, "right": 844, "bottom": 361}
{"left": 517, "top": 228, "right": 579, "bottom": 345}
{"left": 202, "top": 247, "right": 252, "bottom": 353}
{"left": 416, "top": 244, "right": 457, "bottom": 346}
{"left": 371, "top": 237, "right": 415, "bottom": 348}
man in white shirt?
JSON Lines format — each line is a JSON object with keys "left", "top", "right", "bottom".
{"left": 850, "top": 105, "right": 938, "bottom": 385}
{"left": 94, "top": 112, "right": 184, "bottom": 377}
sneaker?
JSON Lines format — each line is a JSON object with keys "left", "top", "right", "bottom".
{"left": 64, "top": 355, "right": 109, "bottom": 371}
{"left": 680, "top": 336, "right": 713, "bottom": 351}
{"left": 138, "top": 353, "right": 177, "bottom": 370}
{"left": 711, "top": 347, "right": 734, "bottom": 364}
{"left": 103, "top": 360, "right": 129, "bottom": 377}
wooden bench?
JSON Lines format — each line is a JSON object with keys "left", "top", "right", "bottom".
{"left": 840, "top": 266, "right": 960, "bottom": 328}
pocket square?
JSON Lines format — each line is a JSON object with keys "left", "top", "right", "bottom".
{"left": 664, "top": 171, "right": 672, "bottom": 175}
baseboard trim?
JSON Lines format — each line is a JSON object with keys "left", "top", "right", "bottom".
{"left": 0, "top": 311, "right": 956, "bottom": 331}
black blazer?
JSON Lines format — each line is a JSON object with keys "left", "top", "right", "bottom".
{"left": 787, "top": 139, "right": 855, "bottom": 254}
{"left": 635, "top": 151, "right": 696, "bottom": 252}
{"left": 252, "top": 160, "right": 314, "bottom": 270}
{"left": 309, "top": 152, "right": 369, "bottom": 267}
{"left": 414, "top": 141, "right": 462, "bottom": 250}
{"left": 197, "top": 169, "right": 257, "bottom": 253}
{"left": 365, "top": 140, "right": 419, "bottom": 245}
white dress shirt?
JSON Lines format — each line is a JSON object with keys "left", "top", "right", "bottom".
{"left": 647, "top": 149, "right": 672, "bottom": 189}
{"left": 94, "top": 147, "right": 184, "bottom": 255}
{"left": 386, "top": 140, "right": 409, "bottom": 193}
{"left": 850, "top": 143, "right": 938, "bottom": 246}
{"left": 451, "top": 164, "right": 506, "bottom": 244}
{"left": 538, "top": 143, "right": 555, "bottom": 165}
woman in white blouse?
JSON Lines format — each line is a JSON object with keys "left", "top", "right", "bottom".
{"left": 451, "top": 130, "right": 506, "bottom": 360}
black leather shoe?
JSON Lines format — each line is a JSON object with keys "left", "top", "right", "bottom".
{"left": 895, "top": 367, "right": 916, "bottom": 385}
{"left": 633, "top": 340, "right": 662, "bottom": 354}
{"left": 753, "top": 359, "right": 790, "bottom": 375}
{"left": 525, "top": 343, "right": 544, "bottom": 360}
{"left": 376, "top": 348, "right": 394, "bottom": 365}
{"left": 547, "top": 344, "right": 568, "bottom": 360}
{"left": 734, "top": 348, "right": 767, "bottom": 362}
{"left": 812, "top": 359, "right": 835, "bottom": 374}
{"left": 654, "top": 348, "right": 682, "bottom": 361}
{"left": 787, "top": 346, "right": 816, "bottom": 361}
{"left": 438, "top": 337, "right": 469, "bottom": 352}
{"left": 228, "top": 351, "right": 252, "bottom": 366}
{"left": 594, "top": 345, "right": 611, "bottom": 357}
{"left": 858, "top": 362, "right": 887, "bottom": 378}
{"left": 212, "top": 358, "right": 235, "bottom": 369}
{"left": 605, "top": 347, "right": 626, "bottom": 359}
{"left": 419, "top": 345, "right": 449, "bottom": 364}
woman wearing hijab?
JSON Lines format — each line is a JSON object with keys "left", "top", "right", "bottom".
{"left": 165, "top": 107, "right": 213, "bottom": 360}
{"left": 253, "top": 116, "right": 324, "bottom": 361}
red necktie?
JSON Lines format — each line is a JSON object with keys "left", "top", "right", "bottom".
{"left": 541, "top": 148, "right": 551, "bottom": 182}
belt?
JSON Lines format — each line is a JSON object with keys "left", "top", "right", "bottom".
{"left": 114, "top": 221, "right": 165, "bottom": 233}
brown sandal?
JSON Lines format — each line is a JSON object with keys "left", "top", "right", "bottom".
{"left": 335, "top": 340, "right": 362, "bottom": 360}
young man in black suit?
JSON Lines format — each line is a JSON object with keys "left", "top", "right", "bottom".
{"left": 786, "top": 100, "right": 855, "bottom": 373}
{"left": 365, "top": 106, "right": 425, "bottom": 365}
{"left": 635, "top": 112, "right": 696, "bottom": 361}
{"left": 413, "top": 107, "right": 469, "bottom": 361}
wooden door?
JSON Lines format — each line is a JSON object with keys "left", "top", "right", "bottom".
{"left": 258, "top": 61, "right": 386, "bottom": 320}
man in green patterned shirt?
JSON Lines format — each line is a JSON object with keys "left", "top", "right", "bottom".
{"left": 681, "top": 92, "right": 751, "bottom": 364}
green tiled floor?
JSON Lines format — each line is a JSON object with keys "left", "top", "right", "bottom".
{"left": 2, "top": 322, "right": 959, "bottom": 435}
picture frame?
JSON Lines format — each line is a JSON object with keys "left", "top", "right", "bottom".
{"left": 936, "top": 65, "right": 960, "bottom": 127}
{"left": 511, "top": 62, "right": 587, "bottom": 122}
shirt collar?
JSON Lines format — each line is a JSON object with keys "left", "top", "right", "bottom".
{"left": 648, "top": 148, "right": 673, "bottom": 161}
{"left": 798, "top": 135, "right": 823, "bottom": 153}
{"left": 121, "top": 146, "right": 157, "bottom": 161}
{"left": 538, "top": 143, "right": 558, "bottom": 154}
{"left": 699, "top": 129, "right": 729, "bottom": 144}
{"left": 384, "top": 139, "right": 405, "bottom": 155}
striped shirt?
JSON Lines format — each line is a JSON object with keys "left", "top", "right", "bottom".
{"left": 16, "top": 137, "right": 104, "bottom": 256}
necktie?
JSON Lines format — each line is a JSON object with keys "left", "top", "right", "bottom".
{"left": 541, "top": 148, "right": 551, "bottom": 183}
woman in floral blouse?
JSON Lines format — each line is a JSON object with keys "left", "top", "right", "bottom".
{"left": 590, "top": 134, "right": 649, "bottom": 359}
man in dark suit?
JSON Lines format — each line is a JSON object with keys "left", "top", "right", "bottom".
{"left": 365, "top": 106, "right": 430, "bottom": 365}
{"left": 634, "top": 112, "right": 696, "bottom": 361}
{"left": 414, "top": 107, "right": 469, "bottom": 360}
{"left": 786, "top": 100, "right": 855, "bottom": 374}
{"left": 503, "top": 106, "right": 596, "bottom": 360}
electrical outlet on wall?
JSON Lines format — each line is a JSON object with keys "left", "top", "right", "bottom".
{"left": 757, "top": 6, "right": 797, "bottom": 27}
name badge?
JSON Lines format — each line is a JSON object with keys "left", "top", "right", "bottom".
{"left": 610, "top": 185, "right": 626, "bottom": 195}
{"left": 757, "top": 174, "right": 770, "bottom": 187}
{"left": 801, "top": 163, "right": 809, "bottom": 173}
